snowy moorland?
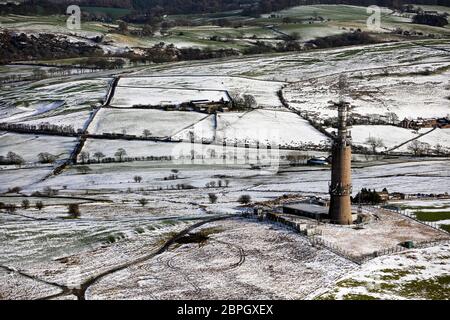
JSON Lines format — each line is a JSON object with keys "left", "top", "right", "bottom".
{"left": 1, "top": 33, "right": 450, "bottom": 300}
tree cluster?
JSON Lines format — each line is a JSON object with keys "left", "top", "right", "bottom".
{"left": 307, "top": 31, "right": 378, "bottom": 49}
{"left": 351, "top": 188, "right": 385, "bottom": 204}
{"left": 0, "top": 31, "right": 103, "bottom": 65}
{"left": 0, "top": 122, "right": 77, "bottom": 135}
{"left": 412, "top": 13, "right": 449, "bottom": 27}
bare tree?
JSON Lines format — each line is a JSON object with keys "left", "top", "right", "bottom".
{"left": 407, "top": 140, "right": 430, "bottom": 156}
{"left": 115, "top": 148, "right": 127, "bottom": 162}
{"left": 21, "top": 199, "right": 30, "bottom": 209}
{"left": 138, "top": 198, "right": 148, "bottom": 207}
{"left": 68, "top": 203, "right": 81, "bottom": 219}
{"left": 35, "top": 201, "right": 44, "bottom": 210}
{"left": 6, "top": 151, "right": 24, "bottom": 166}
{"left": 230, "top": 91, "right": 257, "bottom": 110}
{"left": 38, "top": 152, "right": 57, "bottom": 164}
{"left": 79, "top": 151, "right": 90, "bottom": 164}
{"left": 365, "top": 137, "right": 385, "bottom": 154}
{"left": 385, "top": 112, "right": 399, "bottom": 125}
{"left": 143, "top": 129, "right": 151, "bottom": 138}
{"left": 243, "top": 94, "right": 257, "bottom": 109}
{"left": 93, "top": 152, "right": 105, "bottom": 163}
{"left": 238, "top": 194, "right": 251, "bottom": 204}
{"left": 208, "top": 193, "right": 218, "bottom": 204}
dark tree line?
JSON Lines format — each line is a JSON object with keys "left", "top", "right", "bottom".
{"left": 0, "top": 0, "right": 65, "bottom": 16}
{"left": 0, "top": 31, "right": 103, "bottom": 65}
{"left": 4, "top": 1, "right": 450, "bottom": 18}
{"left": 307, "top": 31, "right": 379, "bottom": 49}
{"left": 351, "top": 188, "right": 385, "bottom": 204}
{"left": 413, "top": 13, "right": 449, "bottom": 27}
{"left": 127, "top": 42, "right": 240, "bottom": 64}
{"left": 0, "top": 122, "right": 78, "bottom": 135}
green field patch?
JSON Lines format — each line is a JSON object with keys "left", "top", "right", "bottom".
{"left": 414, "top": 211, "right": 450, "bottom": 222}
{"left": 342, "top": 293, "right": 379, "bottom": 300}
{"left": 81, "top": 6, "right": 131, "bottom": 19}
{"left": 379, "top": 268, "right": 411, "bottom": 281}
{"left": 398, "top": 276, "right": 450, "bottom": 300}
{"left": 336, "top": 278, "right": 367, "bottom": 288}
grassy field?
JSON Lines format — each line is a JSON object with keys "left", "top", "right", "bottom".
{"left": 1, "top": 4, "right": 449, "bottom": 55}
{"left": 80, "top": 6, "right": 132, "bottom": 19}
{"left": 415, "top": 211, "right": 450, "bottom": 222}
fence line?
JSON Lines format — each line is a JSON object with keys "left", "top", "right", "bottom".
{"left": 381, "top": 206, "right": 450, "bottom": 235}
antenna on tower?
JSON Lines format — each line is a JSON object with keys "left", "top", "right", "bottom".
{"left": 337, "top": 74, "right": 349, "bottom": 103}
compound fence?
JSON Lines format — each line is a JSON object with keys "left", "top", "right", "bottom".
{"left": 380, "top": 205, "right": 450, "bottom": 235}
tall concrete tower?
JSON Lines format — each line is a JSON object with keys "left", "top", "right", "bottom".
{"left": 328, "top": 101, "right": 353, "bottom": 225}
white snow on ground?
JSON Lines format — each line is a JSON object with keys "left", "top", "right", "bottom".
{"left": 88, "top": 108, "right": 208, "bottom": 138}
{"left": 111, "top": 87, "right": 229, "bottom": 107}
{"left": 87, "top": 218, "right": 356, "bottom": 300}
{"left": 13, "top": 110, "right": 92, "bottom": 132}
{"left": 344, "top": 125, "right": 419, "bottom": 151}
{"left": 80, "top": 138, "right": 306, "bottom": 166}
{"left": 398, "top": 128, "right": 450, "bottom": 153}
{"left": 119, "top": 76, "right": 284, "bottom": 107}
{"left": 249, "top": 160, "right": 450, "bottom": 195}
{"left": 318, "top": 243, "right": 450, "bottom": 300}
{"left": 0, "top": 167, "right": 53, "bottom": 193}
{"left": 0, "top": 268, "right": 62, "bottom": 300}
{"left": 137, "top": 41, "right": 450, "bottom": 82}
{"left": 0, "top": 132, "right": 78, "bottom": 163}
{"left": 0, "top": 78, "right": 111, "bottom": 122}
{"left": 285, "top": 67, "right": 450, "bottom": 122}
{"left": 172, "top": 115, "right": 216, "bottom": 142}
{"left": 216, "top": 109, "right": 330, "bottom": 147}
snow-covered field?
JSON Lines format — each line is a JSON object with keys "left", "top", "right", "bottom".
{"left": 88, "top": 108, "right": 208, "bottom": 138}
{"left": 0, "top": 78, "right": 111, "bottom": 124}
{"left": 398, "top": 128, "right": 450, "bottom": 152}
{"left": 137, "top": 41, "right": 450, "bottom": 82}
{"left": 1, "top": 33, "right": 450, "bottom": 300}
{"left": 111, "top": 87, "right": 229, "bottom": 107}
{"left": 344, "top": 125, "right": 419, "bottom": 151}
{"left": 248, "top": 160, "right": 450, "bottom": 195}
{"left": 318, "top": 243, "right": 450, "bottom": 300}
{"left": 87, "top": 218, "right": 356, "bottom": 299}
{"left": 285, "top": 66, "right": 450, "bottom": 121}
{"left": 215, "top": 109, "right": 329, "bottom": 147}
{"left": 0, "top": 132, "right": 78, "bottom": 163}
{"left": 118, "top": 76, "right": 284, "bottom": 107}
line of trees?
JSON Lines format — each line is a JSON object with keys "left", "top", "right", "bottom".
{"left": 70, "top": 1, "right": 450, "bottom": 17}
{"left": 351, "top": 188, "right": 384, "bottom": 204}
{"left": 0, "top": 122, "right": 78, "bottom": 135}
{"left": 0, "top": 31, "right": 103, "bottom": 65}
{"left": 0, "top": 151, "right": 59, "bottom": 165}
{"left": 412, "top": 13, "right": 449, "bottom": 27}
{"left": 0, "top": 152, "right": 25, "bottom": 166}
